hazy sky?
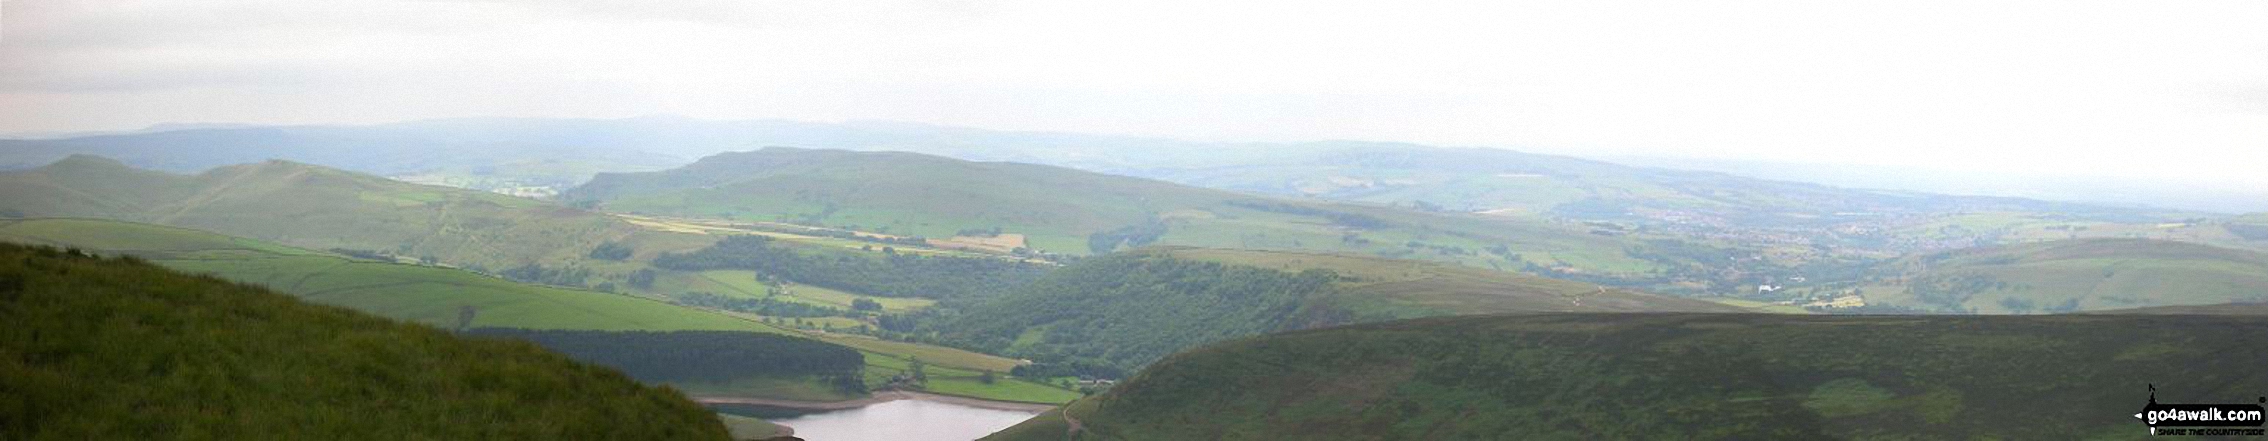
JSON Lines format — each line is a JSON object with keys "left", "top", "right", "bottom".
{"left": 3, "top": 0, "right": 2264, "bottom": 190}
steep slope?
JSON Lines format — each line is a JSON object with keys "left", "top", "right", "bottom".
{"left": 1827, "top": 238, "right": 2268, "bottom": 313}
{"left": 0, "top": 243, "right": 729, "bottom": 439}
{"left": 938, "top": 247, "right": 1741, "bottom": 374}
{"left": 566, "top": 147, "right": 1695, "bottom": 284}
{"left": 0, "top": 155, "right": 661, "bottom": 271}
{"left": 0, "top": 218, "right": 775, "bottom": 332}
{"left": 988, "top": 312, "right": 2268, "bottom": 440}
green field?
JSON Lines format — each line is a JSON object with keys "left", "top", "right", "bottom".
{"left": 662, "top": 269, "right": 934, "bottom": 312}
{"left": 1700, "top": 297, "right": 1815, "bottom": 314}
{"left": 1847, "top": 238, "right": 2268, "bottom": 313}
{"left": 989, "top": 311, "right": 2268, "bottom": 440}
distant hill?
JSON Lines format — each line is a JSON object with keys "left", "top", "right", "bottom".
{"left": 564, "top": 147, "right": 1706, "bottom": 285}
{"left": 1139, "top": 142, "right": 2174, "bottom": 224}
{"left": 567, "top": 147, "right": 1224, "bottom": 253}
{"left": 1836, "top": 238, "right": 2268, "bottom": 313}
{"left": 0, "top": 242, "right": 729, "bottom": 439}
{"left": 0, "top": 155, "right": 659, "bottom": 271}
{"left": 936, "top": 248, "right": 1741, "bottom": 374}
{"left": 987, "top": 311, "right": 2268, "bottom": 440}
{"left": 0, "top": 218, "right": 773, "bottom": 332}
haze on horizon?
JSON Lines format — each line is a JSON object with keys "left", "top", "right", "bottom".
{"left": 2, "top": 0, "right": 2264, "bottom": 201}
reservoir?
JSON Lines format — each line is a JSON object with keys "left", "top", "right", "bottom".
{"left": 731, "top": 398, "right": 1043, "bottom": 440}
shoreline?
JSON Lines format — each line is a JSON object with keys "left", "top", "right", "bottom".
{"left": 695, "top": 390, "right": 1064, "bottom": 413}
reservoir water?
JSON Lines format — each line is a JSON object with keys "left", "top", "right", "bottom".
{"left": 759, "top": 399, "right": 1042, "bottom": 440}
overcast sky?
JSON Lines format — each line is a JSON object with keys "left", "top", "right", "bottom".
{"left": 3, "top": 0, "right": 2264, "bottom": 191}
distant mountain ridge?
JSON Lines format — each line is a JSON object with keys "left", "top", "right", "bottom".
{"left": 0, "top": 117, "right": 2206, "bottom": 216}
{"left": 0, "top": 155, "right": 645, "bottom": 270}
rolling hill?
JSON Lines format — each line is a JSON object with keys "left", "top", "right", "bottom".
{"left": 0, "top": 242, "right": 730, "bottom": 439}
{"left": 936, "top": 247, "right": 1741, "bottom": 374}
{"left": 987, "top": 311, "right": 2268, "bottom": 440}
{"left": 565, "top": 147, "right": 1693, "bottom": 284}
{"left": 1824, "top": 238, "right": 2268, "bottom": 313}
{"left": 0, "top": 155, "right": 672, "bottom": 271}
{"left": 0, "top": 218, "right": 776, "bottom": 332}
{"left": 0, "top": 218, "right": 1074, "bottom": 404}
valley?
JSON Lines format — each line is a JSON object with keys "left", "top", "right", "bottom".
{"left": 5, "top": 137, "right": 2261, "bottom": 440}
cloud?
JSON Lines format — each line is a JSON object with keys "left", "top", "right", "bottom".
{"left": 1, "top": 0, "right": 2264, "bottom": 189}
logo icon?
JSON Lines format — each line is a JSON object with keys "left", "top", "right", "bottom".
{"left": 2136, "top": 384, "right": 2267, "bottom": 436}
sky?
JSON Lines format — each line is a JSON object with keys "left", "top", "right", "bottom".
{"left": 3, "top": 0, "right": 2265, "bottom": 193}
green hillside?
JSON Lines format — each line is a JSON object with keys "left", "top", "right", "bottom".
{"left": 0, "top": 218, "right": 1072, "bottom": 404}
{"left": 0, "top": 243, "right": 729, "bottom": 439}
{"left": 1828, "top": 238, "right": 2268, "bottom": 313}
{"left": 0, "top": 218, "right": 775, "bottom": 332}
{"left": 988, "top": 312, "right": 2268, "bottom": 440}
{"left": 0, "top": 155, "right": 663, "bottom": 271}
{"left": 565, "top": 147, "right": 1699, "bottom": 284}
{"left": 937, "top": 248, "right": 1740, "bottom": 374}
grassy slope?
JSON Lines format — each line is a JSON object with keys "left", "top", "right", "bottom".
{"left": 948, "top": 247, "right": 1741, "bottom": 373}
{"left": 0, "top": 243, "right": 729, "bottom": 440}
{"left": 990, "top": 312, "right": 2268, "bottom": 440}
{"left": 1858, "top": 238, "right": 2268, "bottom": 313}
{"left": 0, "top": 155, "right": 658, "bottom": 271}
{"left": 0, "top": 218, "right": 777, "bottom": 332}
{"left": 565, "top": 148, "right": 1664, "bottom": 277}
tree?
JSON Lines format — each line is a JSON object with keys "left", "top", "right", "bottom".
{"left": 627, "top": 269, "right": 657, "bottom": 289}
{"left": 852, "top": 297, "right": 883, "bottom": 312}
{"left": 455, "top": 305, "right": 479, "bottom": 331}
{"left": 587, "top": 241, "right": 634, "bottom": 261}
{"left": 908, "top": 357, "right": 927, "bottom": 382}
{"left": 980, "top": 370, "right": 997, "bottom": 384}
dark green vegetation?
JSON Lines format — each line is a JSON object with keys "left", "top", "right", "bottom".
{"left": 0, "top": 243, "right": 728, "bottom": 439}
{"left": 0, "top": 218, "right": 774, "bottom": 332}
{"left": 989, "top": 311, "right": 2268, "bottom": 440}
{"left": 936, "top": 248, "right": 1741, "bottom": 374}
{"left": 1818, "top": 238, "right": 2268, "bottom": 313}
{"left": 464, "top": 329, "right": 867, "bottom": 394}
{"left": 0, "top": 155, "right": 657, "bottom": 271}
{"left": 654, "top": 234, "right": 1052, "bottom": 300}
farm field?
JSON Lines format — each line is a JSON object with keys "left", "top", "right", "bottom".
{"left": 1820, "top": 238, "right": 2268, "bottom": 313}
